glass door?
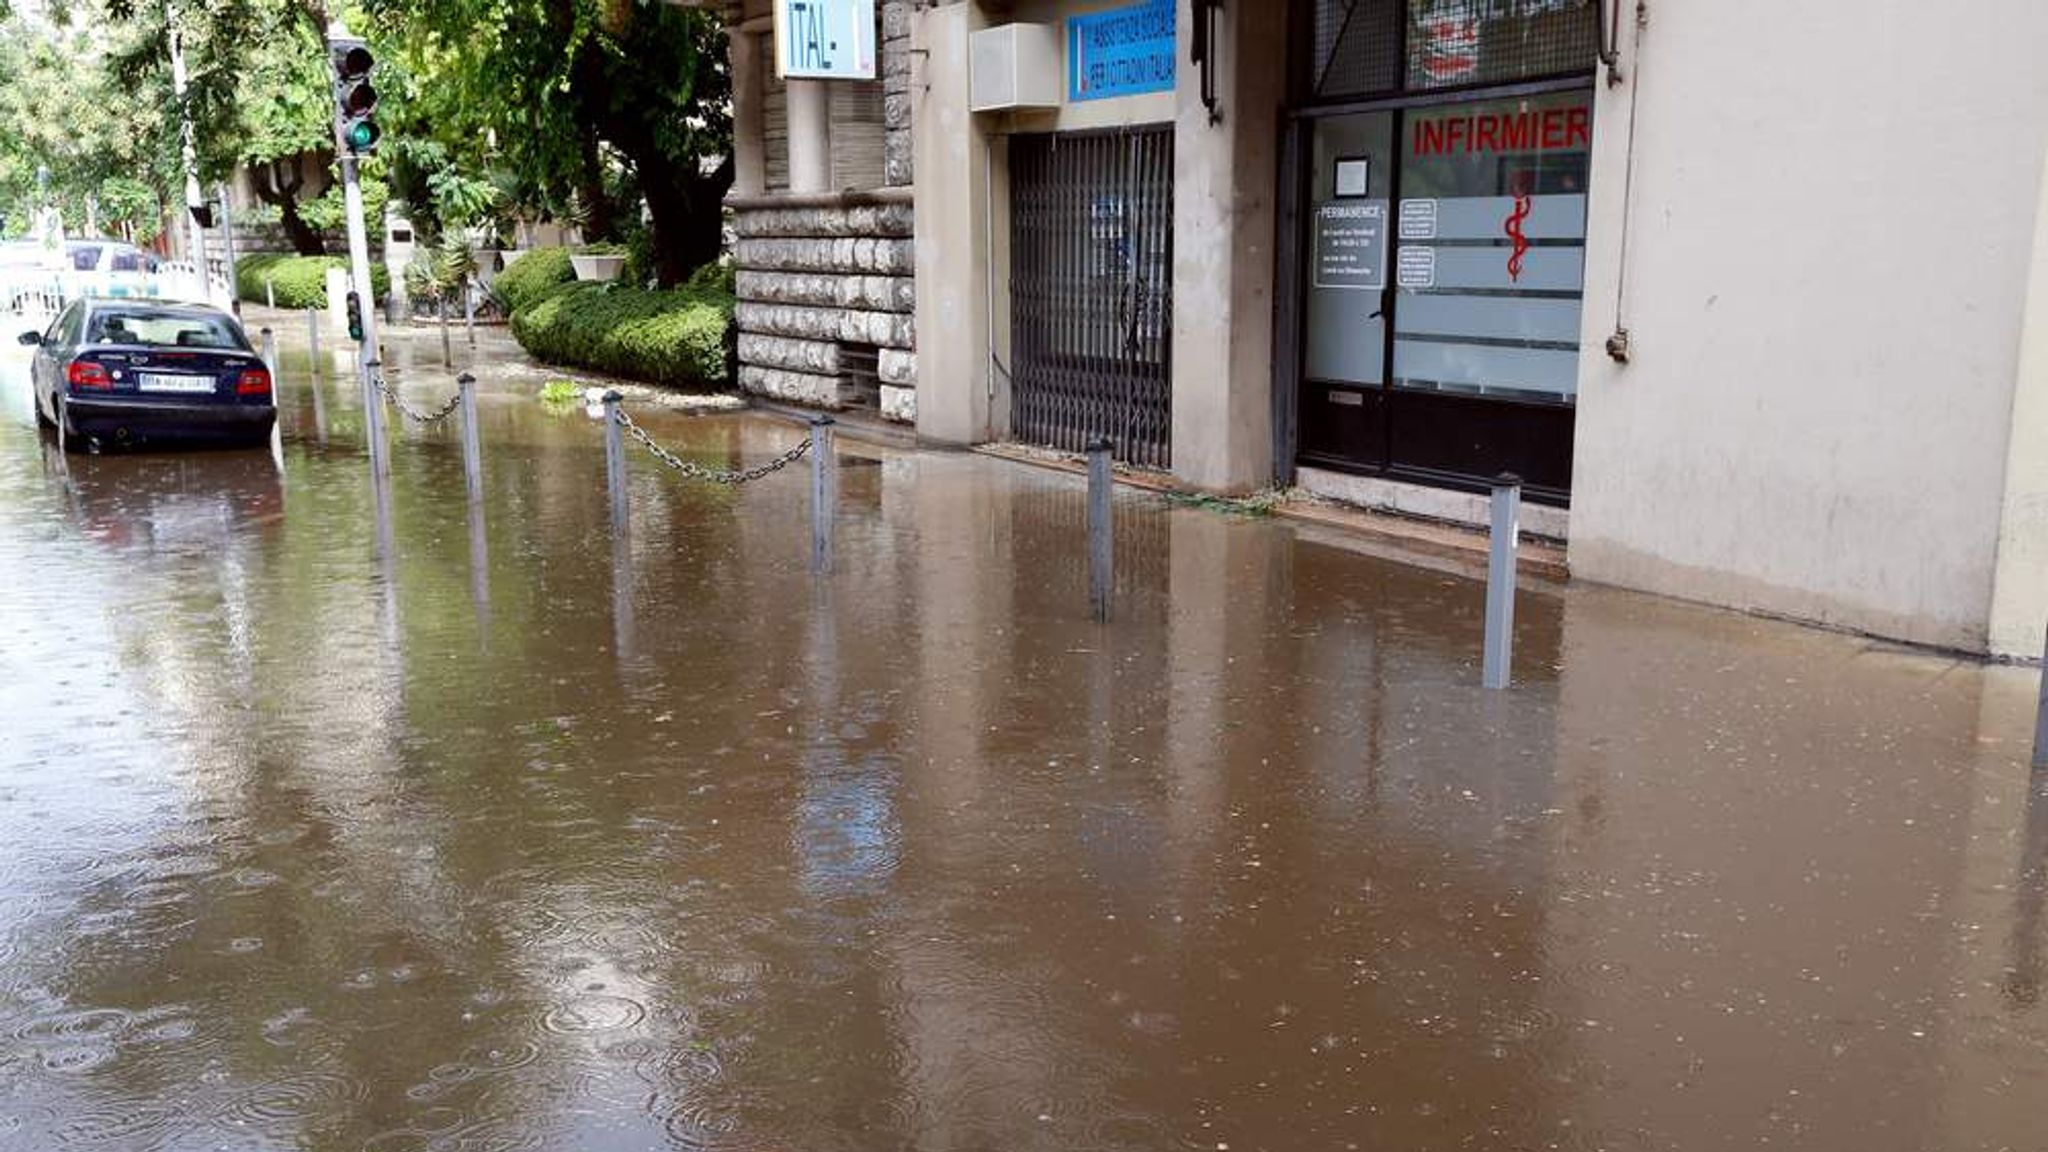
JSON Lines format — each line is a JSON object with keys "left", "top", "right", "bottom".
{"left": 1294, "top": 89, "right": 1593, "bottom": 504}
{"left": 1298, "top": 110, "right": 1395, "bottom": 468}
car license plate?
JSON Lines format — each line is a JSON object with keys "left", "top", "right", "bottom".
{"left": 139, "top": 373, "right": 213, "bottom": 394}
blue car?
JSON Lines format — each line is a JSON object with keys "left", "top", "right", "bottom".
{"left": 19, "top": 298, "right": 275, "bottom": 450}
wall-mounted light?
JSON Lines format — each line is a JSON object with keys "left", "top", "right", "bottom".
{"left": 1191, "top": 0, "right": 1223, "bottom": 125}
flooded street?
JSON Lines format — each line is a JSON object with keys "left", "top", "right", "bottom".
{"left": 0, "top": 316, "right": 2043, "bottom": 1151}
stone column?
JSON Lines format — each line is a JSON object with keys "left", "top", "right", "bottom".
{"left": 787, "top": 79, "right": 833, "bottom": 194}
{"left": 728, "top": 26, "right": 767, "bottom": 198}
{"left": 1168, "top": 2, "right": 1287, "bottom": 492}
{"left": 910, "top": 2, "right": 993, "bottom": 445}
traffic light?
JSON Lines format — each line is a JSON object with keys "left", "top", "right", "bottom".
{"left": 330, "top": 39, "right": 380, "bottom": 156}
{"left": 345, "top": 291, "right": 364, "bottom": 342}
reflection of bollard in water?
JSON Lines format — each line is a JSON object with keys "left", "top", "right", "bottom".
{"left": 439, "top": 296, "right": 453, "bottom": 369}
{"left": 458, "top": 372, "right": 483, "bottom": 505}
{"left": 1088, "top": 438, "right": 1113, "bottom": 623}
{"left": 602, "top": 391, "right": 628, "bottom": 528}
{"left": 306, "top": 308, "right": 320, "bottom": 373}
{"left": 1483, "top": 473, "right": 1521, "bottom": 690}
{"left": 811, "top": 415, "right": 836, "bottom": 573}
{"left": 259, "top": 327, "right": 276, "bottom": 377}
{"left": 464, "top": 278, "right": 477, "bottom": 346}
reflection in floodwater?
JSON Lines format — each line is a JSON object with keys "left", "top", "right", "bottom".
{"left": 0, "top": 330, "right": 2043, "bottom": 1151}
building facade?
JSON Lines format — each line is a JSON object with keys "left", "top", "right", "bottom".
{"left": 718, "top": 0, "right": 2048, "bottom": 658}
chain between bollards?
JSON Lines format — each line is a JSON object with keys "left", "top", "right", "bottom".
{"left": 811, "top": 415, "right": 836, "bottom": 573}
{"left": 1482, "top": 473, "right": 1521, "bottom": 691}
{"left": 458, "top": 373, "right": 483, "bottom": 505}
{"left": 1087, "top": 438, "right": 1113, "bottom": 623}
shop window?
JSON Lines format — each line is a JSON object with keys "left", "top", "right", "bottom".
{"left": 1392, "top": 89, "right": 1591, "bottom": 400}
{"left": 1309, "top": 0, "right": 1599, "bottom": 100}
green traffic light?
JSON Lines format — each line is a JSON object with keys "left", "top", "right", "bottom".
{"left": 345, "top": 120, "right": 379, "bottom": 151}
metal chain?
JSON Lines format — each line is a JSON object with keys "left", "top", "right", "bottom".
{"left": 613, "top": 405, "right": 811, "bottom": 485}
{"left": 371, "top": 369, "right": 463, "bottom": 425}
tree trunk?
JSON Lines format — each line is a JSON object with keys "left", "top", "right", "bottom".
{"left": 249, "top": 158, "right": 325, "bottom": 256}
{"left": 577, "top": 131, "right": 616, "bottom": 242}
{"left": 640, "top": 152, "right": 733, "bottom": 287}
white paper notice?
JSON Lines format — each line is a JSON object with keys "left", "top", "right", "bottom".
{"left": 1397, "top": 246, "right": 1437, "bottom": 290}
{"left": 1399, "top": 199, "right": 1439, "bottom": 240}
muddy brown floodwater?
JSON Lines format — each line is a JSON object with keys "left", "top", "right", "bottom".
{"left": 0, "top": 319, "right": 2043, "bottom": 1151}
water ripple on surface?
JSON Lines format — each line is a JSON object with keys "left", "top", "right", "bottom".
{"left": 540, "top": 993, "right": 646, "bottom": 1035}
{"left": 217, "top": 1070, "right": 370, "bottom": 1127}
{"left": 51, "top": 1103, "right": 173, "bottom": 1147}
{"left": 13, "top": 1007, "right": 132, "bottom": 1044}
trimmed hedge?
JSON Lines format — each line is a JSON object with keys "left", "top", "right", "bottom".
{"left": 491, "top": 248, "right": 577, "bottom": 314}
{"left": 236, "top": 253, "right": 390, "bottom": 309}
{"left": 509, "top": 282, "right": 734, "bottom": 391}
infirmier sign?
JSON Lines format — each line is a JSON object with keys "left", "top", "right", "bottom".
{"left": 1411, "top": 105, "right": 1591, "bottom": 156}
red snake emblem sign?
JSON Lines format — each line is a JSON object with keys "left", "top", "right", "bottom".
{"left": 1504, "top": 192, "right": 1532, "bottom": 282}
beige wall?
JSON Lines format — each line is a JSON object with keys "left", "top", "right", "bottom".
{"left": 1987, "top": 148, "right": 2048, "bottom": 658}
{"left": 1571, "top": 1, "right": 2048, "bottom": 652}
{"left": 911, "top": 3, "right": 995, "bottom": 444}
{"left": 1167, "top": 0, "right": 1284, "bottom": 492}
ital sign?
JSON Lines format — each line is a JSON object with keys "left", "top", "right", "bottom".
{"left": 775, "top": 0, "right": 877, "bottom": 80}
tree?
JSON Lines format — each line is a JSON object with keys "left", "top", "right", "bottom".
{"left": 367, "top": 0, "right": 733, "bottom": 286}
{"left": 100, "top": 0, "right": 338, "bottom": 255}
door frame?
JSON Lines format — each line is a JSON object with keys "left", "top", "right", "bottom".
{"left": 1271, "top": 73, "right": 1596, "bottom": 502}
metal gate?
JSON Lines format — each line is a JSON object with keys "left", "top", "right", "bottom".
{"left": 1009, "top": 129, "right": 1174, "bottom": 468}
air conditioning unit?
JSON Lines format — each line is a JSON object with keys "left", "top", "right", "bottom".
{"left": 970, "top": 23, "right": 1063, "bottom": 112}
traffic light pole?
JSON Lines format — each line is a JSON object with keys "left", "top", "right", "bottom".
{"left": 328, "top": 20, "right": 387, "bottom": 477}
{"left": 341, "top": 154, "right": 388, "bottom": 477}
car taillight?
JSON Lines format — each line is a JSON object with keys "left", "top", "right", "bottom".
{"left": 236, "top": 368, "right": 272, "bottom": 396}
{"left": 66, "top": 361, "right": 112, "bottom": 390}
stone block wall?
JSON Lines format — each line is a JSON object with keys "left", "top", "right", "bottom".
{"left": 731, "top": 194, "right": 918, "bottom": 421}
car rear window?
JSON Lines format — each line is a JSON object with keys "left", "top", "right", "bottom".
{"left": 67, "top": 245, "right": 103, "bottom": 271}
{"left": 108, "top": 249, "right": 158, "bottom": 273}
{"left": 87, "top": 310, "right": 249, "bottom": 350}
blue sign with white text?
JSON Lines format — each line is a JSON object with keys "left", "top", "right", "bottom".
{"left": 1068, "top": 0, "right": 1176, "bottom": 102}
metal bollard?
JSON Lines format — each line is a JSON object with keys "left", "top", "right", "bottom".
{"left": 259, "top": 327, "right": 276, "bottom": 377}
{"left": 458, "top": 373, "right": 483, "bottom": 505}
{"left": 810, "top": 415, "right": 837, "bottom": 573}
{"left": 1087, "top": 438, "right": 1114, "bottom": 623}
{"left": 463, "top": 277, "right": 477, "bottom": 346}
{"left": 306, "top": 307, "right": 320, "bottom": 373}
{"left": 1482, "top": 473, "right": 1522, "bottom": 690}
{"left": 364, "top": 359, "right": 390, "bottom": 478}
{"left": 439, "top": 296, "right": 453, "bottom": 368}
{"left": 2035, "top": 619, "right": 2048, "bottom": 770}
{"left": 265, "top": 277, "right": 274, "bottom": 308}
{"left": 602, "top": 391, "right": 628, "bottom": 528}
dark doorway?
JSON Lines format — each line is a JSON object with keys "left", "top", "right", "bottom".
{"left": 1009, "top": 129, "right": 1176, "bottom": 469}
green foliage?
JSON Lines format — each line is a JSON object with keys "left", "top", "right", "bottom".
{"left": 509, "top": 282, "right": 734, "bottom": 392}
{"left": 236, "top": 254, "right": 392, "bottom": 309}
{"left": 363, "top": 0, "right": 733, "bottom": 285}
{"left": 684, "top": 261, "right": 735, "bottom": 298}
{"left": 300, "top": 172, "right": 391, "bottom": 235}
{"left": 491, "top": 247, "right": 577, "bottom": 314}
{"left": 538, "top": 379, "right": 582, "bottom": 406}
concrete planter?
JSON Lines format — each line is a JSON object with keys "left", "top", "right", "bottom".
{"left": 572, "top": 254, "right": 627, "bottom": 282}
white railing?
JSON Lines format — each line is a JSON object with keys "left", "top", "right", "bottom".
{"left": 1, "top": 265, "right": 235, "bottom": 323}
